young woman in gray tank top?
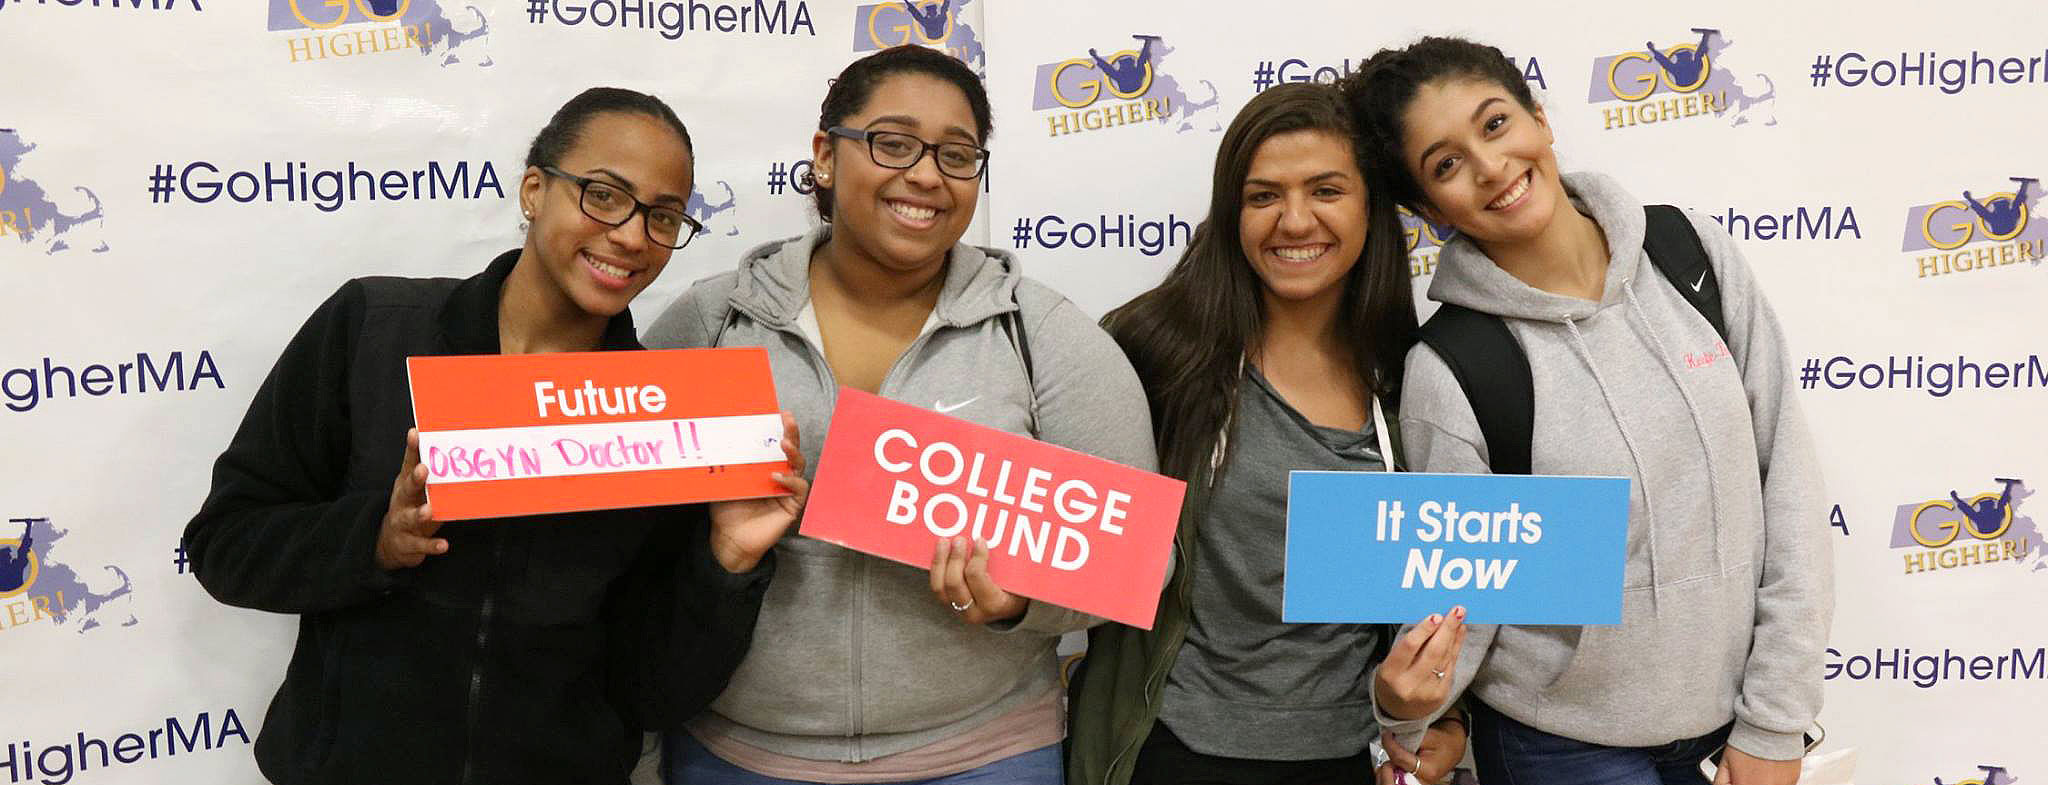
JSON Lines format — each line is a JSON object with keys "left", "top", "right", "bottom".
{"left": 1068, "top": 83, "right": 1470, "bottom": 785}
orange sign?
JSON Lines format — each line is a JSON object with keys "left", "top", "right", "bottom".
{"left": 406, "top": 348, "right": 788, "bottom": 521}
{"left": 802, "top": 389, "right": 1184, "bottom": 628}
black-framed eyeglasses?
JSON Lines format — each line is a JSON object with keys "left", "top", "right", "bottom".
{"left": 827, "top": 126, "right": 989, "bottom": 180}
{"left": 540, "top": 165, "right": 702, "bottom": 249}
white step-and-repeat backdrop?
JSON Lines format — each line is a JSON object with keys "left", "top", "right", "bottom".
{"left": 3, "top": 1, "right": 2042, "bottom": 783}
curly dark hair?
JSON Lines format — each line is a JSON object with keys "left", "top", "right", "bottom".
{"left": 1339, "top": 36, "right": 1537, "bottom": 213}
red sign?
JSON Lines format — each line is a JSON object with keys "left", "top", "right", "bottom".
{"left": 406, "top": 348, "right": 789, "bottom": 521}
{"left": 802, "top": 389, "right": 1184, "bottom": 629}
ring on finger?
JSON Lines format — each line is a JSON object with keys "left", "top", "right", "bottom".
{"left": 1431, "top": 668, "right": 1446, "bottom": 679}
{"left": 950, "top": 599, "right": 973, "bottom": 612}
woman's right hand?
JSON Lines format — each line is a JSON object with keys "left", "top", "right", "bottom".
{"left": 1373, "top": 606, "right": 1466, "bottom": 721}
{"left": 375, "top": 428, "right": 447, "bottom": 570}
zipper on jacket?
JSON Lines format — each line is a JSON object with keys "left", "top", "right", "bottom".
{"left": 834, "top": 322, "right": 945, "bottom": 757}
{"left": 872, "top": 323, "right": 945, "bottom": 401}
{"left": 458, "top": 533, "right": 506, "bottom": 785}
{"left": 740, "top": 313, "right": 877, "bottom": 759}
{"left": 743, "top": 301, "right": 960, "bottom": 758}
{"left": 849, "top": 557, "right": 868, "bottom": 761}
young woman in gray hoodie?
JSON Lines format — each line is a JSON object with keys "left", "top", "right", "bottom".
{"left": 1342, "top": 38, "right": 1832, "bottom": 785}
{"left": 643, "top": 46, "right": 1156, "bottom": 784}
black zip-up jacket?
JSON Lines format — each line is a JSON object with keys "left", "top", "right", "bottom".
{"left": 184, "top": 250, "right": 772, "bottom": 785}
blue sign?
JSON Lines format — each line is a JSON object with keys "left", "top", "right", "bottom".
{"left": 1283, "top": 471, "right": 1630, "bottom": 625}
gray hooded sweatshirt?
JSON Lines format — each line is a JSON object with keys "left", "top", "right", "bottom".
{"left": 641, "top": 227, "right": 1157, "bottom": 762}
{"left": 1375, "top": 173, "right": 1831, "bottom": 761}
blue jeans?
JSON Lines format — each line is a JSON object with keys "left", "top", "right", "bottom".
{"left": 664, "top": 732, "right": 1063, "bottom": 785}
{"left": 1469, "top": 701, "right": 1731, "bottom": 785}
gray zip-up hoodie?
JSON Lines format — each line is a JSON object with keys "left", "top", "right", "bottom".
{"left": 1377, "top": 173, "right": 1831, "bottom": 761}
{"left": 641, "top": 227, "right": 1157, "bottom": 762}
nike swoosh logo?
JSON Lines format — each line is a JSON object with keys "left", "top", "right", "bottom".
{"left": 934, "top": 397, "right": 980, "bottom": 414}
{"left": 1689, "top": 271, "right": 1708, "bottom": 292}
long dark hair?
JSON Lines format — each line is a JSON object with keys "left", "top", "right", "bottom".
{"left": 812, "top": 45, "right": 992, "bottom": 221}
{"left": 1341, "top": 36, "right": 1537, "bottom": 214}
{"left": 1102, "top": 83, "right": 1414, "bottom": 496}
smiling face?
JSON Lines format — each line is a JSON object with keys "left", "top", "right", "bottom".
{"left": 1399, "top": 78, "right": 1567, "bottom": 248}
{"left": 518, "top": 111, "right": 693, "bottom": 318}
{"left": 813, "top": 72, "right": 982, "bottom": 273}
{"left": 1237, "top": 130, "right": 1369, "bottom": 311}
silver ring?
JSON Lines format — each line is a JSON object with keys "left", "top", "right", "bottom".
{"left": 1431, "top": 668, "right": 1446, "bottom": 679}
{"left": 950, "top": 599, "right": 973, "bottom": 612}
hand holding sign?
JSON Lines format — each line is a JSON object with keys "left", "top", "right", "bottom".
{"left": 1375, "top": 724, "right": 1467, "bottom": 785}
{"left": 930, "top": 536, "right": 1028, "bottom": 624}
{"left": 376, "top": 428, "right": 448, "bottom": 570}
{"left": 1373, "top": 606, "right": 1466, "bottom": 721}
{"left": 802, "top": 390, "right": 1183, "bottom": 629}
{"left": 708, "top": 412, "right": 810, "bottom": 574}
{"left": 408, "top": 349, "right": 792, "bottom": 521}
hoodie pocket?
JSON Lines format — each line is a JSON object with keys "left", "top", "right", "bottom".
{"left": 710, "top": 544, "right": 859, "bottom": 735}
{"left": 1525, "top": 577, "right": 1753, "bottom": 743}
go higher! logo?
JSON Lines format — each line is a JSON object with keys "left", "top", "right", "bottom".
{"left": 1926, "top": 766, "right": 2019, "bottom": 785}
{"left": 850, "top": 0, "right": 985, "bottom": 74}
{"left": 1032, "top": 34, "right": 1222, "bottom": 139}
{"left": 269, "top": 0, "right": 492, "bottom": 66}
{"left": 1902, "top": 176, "right": 2044, "bottom": 279}
{"left": 1400, "top": 208, "right": 1456, "bottom": 280}
{"left": 1893, "top": 478, "right": 2045, "bottom": 577}
{"left": 1586, "top": 27, "right": 1777, "bottom": 131}
{"left": 0, "top": 517, "right": 135, "bottom": 636}
{"left": 0, "top": 130, "right": 106, "bottom": 255}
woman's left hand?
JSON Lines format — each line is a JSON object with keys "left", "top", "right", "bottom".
{"left": 1374, "top": 722, "right": 1468, "bottom": 785}
{"left": 1713, "top": 745, "right": 1800, "bottom": 785}
{"left": 707, "top": 412, "right": 808, "bottom": 573}
{"left": 930, "top": 537, "right": 1027, "bottom": 624}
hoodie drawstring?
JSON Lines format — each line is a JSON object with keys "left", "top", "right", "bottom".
{"left": 1623, "top": 280, "right": 1728, "bottom": 579}
{"left": 1561, "top": 312, "right": 1666, "bottom": 611}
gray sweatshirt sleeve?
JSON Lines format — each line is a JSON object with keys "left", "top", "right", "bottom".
{"left": 1001, "top": 293, "right": 1161, "bottom": 636}
{"left": 639, "top": 274, "right": 732, "bottom": 350}
{"left": 1686, "top": 211, "right": 1833, "bottom": 761}
{"left": 1371, "top": 343, "right": 1500, "bottom": 743}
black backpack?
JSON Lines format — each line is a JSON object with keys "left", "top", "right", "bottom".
{"left": 1414, "top": 205, "right": 1727, "bottom": 475}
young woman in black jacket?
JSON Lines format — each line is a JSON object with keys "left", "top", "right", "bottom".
{"left": 183, "top": 87, "right": 806, "bottom": 785}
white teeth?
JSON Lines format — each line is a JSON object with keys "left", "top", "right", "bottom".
{"left": 584, "top": 254, "right": 631, "bottom": 279}
{"left": 888, "top": 201, "right": 937, "bottom": 221}
{"left": 1273, "top": 245, "right": 1327, "bottom": 262}
{"left": 1488, "top": 174, "right": 1531, "bottom": 210}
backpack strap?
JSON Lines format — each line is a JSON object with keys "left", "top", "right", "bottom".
{"left": 1414, "top": 303, "right": 1533, "bottom": 475}
{"left": 1001, "top": 306, "right": 1041, "bottom": 439}
{"left": 1413, "top": 206, "right": 1724, "bottom": 477}
{"left": 1641, "top": 204, "right": 1727, "bottom": 343}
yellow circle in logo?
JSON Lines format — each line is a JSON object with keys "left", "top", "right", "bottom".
{"left": 1662, "top": 44, "right": 1712, "bottom": 93}
{"left": 1980, "top": 193, "right": 2029, "bottom": 242}
{"left": 289, "top": 0, "right": 410, "bottom": 30}
{"left": 1907, "top": 499, "right": 1961, "bottom": 548}
{"left": 0, "top": 538, "right": 38, "bottom": 600}
{"left": 866, "top": 1, "right": 951, "bottom": 47}
{"left": 1605, "top": 45, "right": 1712, "bottom": 102}
{"left": 1100, "top": 48, "right": 1154, "bottom": 101}
{"left": 1962, "top": 491, "right": 2014, "bottom": 541}
{"left": 1920, "top": 200, "right": 1977, "bottom": 251}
